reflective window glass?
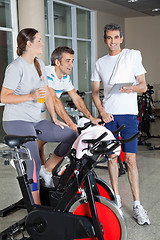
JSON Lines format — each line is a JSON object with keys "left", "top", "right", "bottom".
{"left": 0, "top": 31, "right": 13, "bottom": 90}
{"left": 55, "top": 38, "right": 72, "bottom": 48}
{"left": 0, "top": 0, "right": 12, "bottom": 28}
{"left": 77, "top": 40, "right": 91, "bottom": 111}
{"left": 44, "top": 0, "right": 49, "bottom": 34}
{"left": 0, "top": 30, "right": 13, "bottom": 141}
{"left": 45, "top": 36, "right": 50, "bottom": 65}
{"left": 77, "top": 9, "right": 91, "bottom": 39}
{"left": 54, "top": 3, "right": 72, "bottom": 37}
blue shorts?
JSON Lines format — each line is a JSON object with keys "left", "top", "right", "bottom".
{"left": 105, "top": 115, "right": 139, "bottom": 153}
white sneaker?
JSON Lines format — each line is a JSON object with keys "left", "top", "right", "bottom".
{"left": 10, "top": 159, "right": 16, "bottom": 169}
{"left": 116, "top": 195, "right": 122, "bottom": 208}
{"left": 133, "top": 205, "right": 150, "bottom": 225}
{"left": 39, "top": 165, "right": 54, "bottom": 187}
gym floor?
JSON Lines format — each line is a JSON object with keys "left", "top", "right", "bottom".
{"left": 0, "top": 138, "right": 160, "bottom": 240}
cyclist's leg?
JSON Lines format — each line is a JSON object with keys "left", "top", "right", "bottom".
{"left": 36, "top": 120, "right": 78, "bottom": 171}
{"left": 38, "top": 139, "right": 47, "bottom": 165}
{"left": 3, "top": 120, "right": 41, "bottom": 204}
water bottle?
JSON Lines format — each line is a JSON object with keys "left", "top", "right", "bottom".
{"left": 38, "top": 76, "right": 45, "bottom": 103}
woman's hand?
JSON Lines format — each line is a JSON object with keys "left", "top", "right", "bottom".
{"left": 31, "top": 87, "right": 46, "bottom": 101}
{"left": 53, "top": 118, "right": 68, "bottom": 129}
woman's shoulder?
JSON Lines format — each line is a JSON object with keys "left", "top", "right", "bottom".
{"left": 6, "top": 57, "right": 23, "bottom": 73}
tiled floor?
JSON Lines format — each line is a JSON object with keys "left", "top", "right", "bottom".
{"left": 0, "top": 139, "right": 160, "bottom": 239}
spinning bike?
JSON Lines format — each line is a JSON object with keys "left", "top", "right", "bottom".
{"left": 40, "top": 122, "right": 126, "bottom": 206}
{"left": 0, "top": 127, "right": 139, "bottom": 240}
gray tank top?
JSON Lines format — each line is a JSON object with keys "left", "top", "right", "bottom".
{"left": 2, "top": 56, "right": 47, "bottom": 122}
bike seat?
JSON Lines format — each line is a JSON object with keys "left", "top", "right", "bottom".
{"left": 3, "top": 135, "right": 37, "bottom": 148}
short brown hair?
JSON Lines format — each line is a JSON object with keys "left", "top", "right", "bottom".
{"left": 104, "top": 23, "right": 123, "bottom": 40}
{"left": 51, "top": 46, "right": 74, "bottom": 66}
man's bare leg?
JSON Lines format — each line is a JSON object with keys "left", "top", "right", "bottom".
{"left": 38, "top": 140, "right": 47, "bottom": 165}
{"left": 32, "top": 190, "right": 41, "bottom": 205}
{"left": 108, "top": 153, "right": 119, "bottom": 195}
{"left": 44, "top": 153, "right": 63, "bottom": 172}
{"left": 126, "top": 152, "right": 139, "bottom": 201}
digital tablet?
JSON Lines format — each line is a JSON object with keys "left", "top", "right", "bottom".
{"left": 109, "top": 82, "right": 134, "bottom": 94}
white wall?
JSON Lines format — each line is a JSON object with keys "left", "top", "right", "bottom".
{"left": 125, "top": 16, "right": 160, "bottom": 102}
{"left": 95, "top": 10, "right": 125, "bottom": 59}
{"left": 17, "top": 0, "right": 46, "bottom": 62}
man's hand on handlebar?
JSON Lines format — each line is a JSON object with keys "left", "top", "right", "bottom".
{"left": 89, "top": 116, "right": 102, "bottom": 125}
{"left": 68, "top": 122, "right": 79, "bottom": 132}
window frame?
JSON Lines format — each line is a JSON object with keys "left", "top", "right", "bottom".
{"left": 0, "top": 0, "right": 18, "bottom": 106}
{"left": 45, "top": 0, "right": 95, "bottom": 91}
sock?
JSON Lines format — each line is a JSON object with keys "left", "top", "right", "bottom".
{"left": 42, "top": 165, "right": 52, "bottom": 175}
{"left": 134, "top": 200, "right": 140, "bottom": 208}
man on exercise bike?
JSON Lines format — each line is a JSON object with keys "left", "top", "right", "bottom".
{"left": 39, "top": 46, "right": 101, "bottom": 186}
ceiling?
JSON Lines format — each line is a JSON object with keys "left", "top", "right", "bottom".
{"left": 62, "top": 0, "right": 160, "bottom": 18}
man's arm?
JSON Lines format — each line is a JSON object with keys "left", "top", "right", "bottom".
{"left": 68, "top": 88, "right": 101, "bottom": 124}
{"left": 120, "top": 74, "right": 147, "bottom": 94}
{"left": 49, "top": 87, "right": 77, "bottom": 131}
{"left": 45, "top": 86, "right": 68, "bottom": 129}
{"left": 92, "top": 81, "right": 114, "bottom": 123}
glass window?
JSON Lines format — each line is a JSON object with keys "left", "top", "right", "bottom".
{"left": 0, "top": 0, "right": 18, "bottom": 141}
{"left": 44, "top": 0, "right": 49, "bottom": 34}
{"left": 77, "top": 9, "right": 91, "bottom": 39}
{"left": 0, "top": 31, "right": 13, "bottom": 89}
{"left": 54, "top": 2, "right": 72, "bottom": 37}
{"left": 77, "top": 40, "right": 92, "bottom": 111}
{"left": 77, "top": 40, "right": 91, "bottom": 92}
{"left": 0, "top": 0, "right": 12, "bottom": 28}
{"left": 45, "top": 1, "right": 94, "bottom": 113}
{"left": 45, "top": 36, "right": 50, "bottom": 65}
{"left": 55, "top": 38, "right": 72, "bottom": 48}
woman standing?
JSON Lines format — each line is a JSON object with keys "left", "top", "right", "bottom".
{"left": 0, "top": 28, "right": 78, "bottom": 204}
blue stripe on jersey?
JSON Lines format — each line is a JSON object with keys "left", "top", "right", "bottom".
{"left": 55, "top": 90, "right": 63, "bottom": 93}
{"left": 47, "top": 76, "right": 53, "bottom": 81}
{"left": 63, "top": 75, "right": 67, "bottom": 79}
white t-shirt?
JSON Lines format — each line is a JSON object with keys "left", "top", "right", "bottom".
{"left": 45, "top": 65, "right": 74, "bottom": 98}
{"left": 3, "top": 56, "right": 47, "bottom": 122}
{"left": 91, "top": 49, "right": 146, "bottom": 115}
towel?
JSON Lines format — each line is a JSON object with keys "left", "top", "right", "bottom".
{"left": 72, "top": 124, "right": 121, "bottom": 159}
{"left": 109, "top": 49, "right": 135, "bottom": 85}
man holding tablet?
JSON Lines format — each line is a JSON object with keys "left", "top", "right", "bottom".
{"left": 92, "top": 23, "right": 150, "bottom": 225}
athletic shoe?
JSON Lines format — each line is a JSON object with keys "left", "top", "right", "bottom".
{"left": 133, "top": 205, "right": 150, "bottom": 225}
{"left": 39, "top": 165, "right": 54, "bottom": 187}
{"left": 116, "top": 195, "right": 122, "bottom": 208}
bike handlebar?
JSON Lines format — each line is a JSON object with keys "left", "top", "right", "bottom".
{"left": 119, "top": 132, "right": 140, "bottom": 144}
{"left": 111, "top": 125, "right": 125, "bottom": 135}
{"left": 88, "top": 131, "right": 140, "bottom": 155}
{"left": 82, "top": 132, "right": 108, "bottom": 144}
{"left": 78, "top": 121, "right": 126, "bottom": 136}
{"left": 77, "top": 121, "right": 93, "bottom": 135}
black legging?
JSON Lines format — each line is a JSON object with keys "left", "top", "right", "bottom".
{"left": 3, "top": 120, "right": 78, "bottom": 190}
